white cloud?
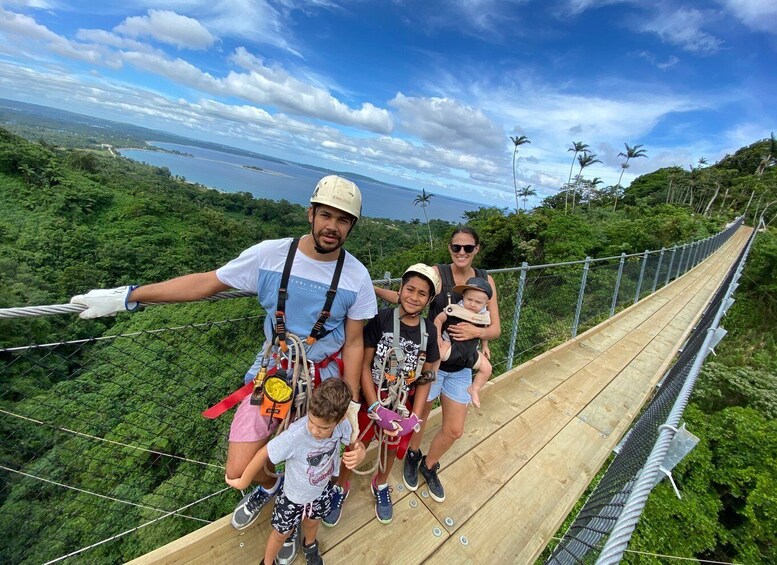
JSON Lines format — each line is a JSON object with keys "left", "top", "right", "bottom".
{"left": 640, "top": 6, "right": 722, "bottom": 54}
{"left": 719, "top": 0, "right": 777, "bottom": 34}
{"left": 125, "top": 0, "right": 306, "bottom": 55}
{"left": 636, "top": 50, "right": 679, "bottom": 71}
{"left": 0, "top": 8, "right": 114, "bottom": 65}
{"left": 2, "top": 0, "right": 60, "bottom": 8}
{"left": 225, "top": 47, "right": 393, "bottom": 133}
{"left": 0, "top": 8, "right": 393, "bottom": 133}
{"left": 114, "top": 9, "right": 215, "bottom": 50}
{"left": 389, "top": 93, "right": 504, "bottom": 153}
{"left": 561, "top": 0, "right": 630, "bottom": 16}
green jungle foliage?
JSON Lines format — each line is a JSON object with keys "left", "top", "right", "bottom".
{"left": 1, "top": 123, "right": 775, "bottom": 563}
{"left": 624, "top": 228, "right": 777, "bottom": 564}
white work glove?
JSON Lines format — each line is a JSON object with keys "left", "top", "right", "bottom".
{"left": 70, "top": 286, "right": 139, "bottom": 319}
{"left": 345, "top": 400, "right": 361, "bottom": 445}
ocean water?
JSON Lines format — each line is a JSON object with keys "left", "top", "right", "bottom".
{"left": 119, "top": 142, "right": 481, "bottom": 222}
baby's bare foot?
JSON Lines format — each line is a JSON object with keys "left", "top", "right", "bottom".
{"left": 467, "top": 385, "right": 481, "bottom": 408}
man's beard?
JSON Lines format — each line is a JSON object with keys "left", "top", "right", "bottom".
{"left": 311, "top": 229, "right": 343, "bottom": 254}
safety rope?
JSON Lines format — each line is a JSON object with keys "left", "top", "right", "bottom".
{"left": 0, "top": 464, "right": 212, "bottom": 524}
{"left": 42, "top": 487, "right": 229, "bottom": 565}
{"left": 0, "top": 289, "right": 256, "bottom": 319}
{"left": 0, "top": 408, "right": 223, "bottom": 469}
{"left": 258, "top": 331, "right": 314, "bottom": 478}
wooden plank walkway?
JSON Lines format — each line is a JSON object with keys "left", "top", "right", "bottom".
{"left": 132, "top": 226, "right": 752, "bottom": 565}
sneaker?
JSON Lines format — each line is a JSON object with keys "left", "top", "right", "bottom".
{"left": 371, "top": 478, "right": 393, "bottom": 524}
{"left": 403, "top": 448, "right": 422, "bottom": 491}
{"left": 322, "top": 482, "right": 349, "bottom": 527}
{"left": 302, "top": 539, "right": 324, "bottom": 565}
{"left": 419, "top": 456, "right": 445, "bottom": 502}
{"left": 231, "top": 483, "right": 276, "bottom": 530}
{"left": 274, "top": 526, "right": 299, "bottom": 565}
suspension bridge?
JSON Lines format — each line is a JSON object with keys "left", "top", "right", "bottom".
{"left": 0, "top": 220, "right": 753, "bottom": 564}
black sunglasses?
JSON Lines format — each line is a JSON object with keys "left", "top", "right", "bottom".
{"left": 450, "top": 244, "right": 476, "bottom": 253}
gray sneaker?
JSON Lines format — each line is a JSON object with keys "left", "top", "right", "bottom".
{"left": 275, "top": 526, "right": 300, "bottom": 565}
{"left": 419, "top": 456, "right": 445, "bottom": 502}
{"left": 231, "top": 484, "right": 275, "bottom": 530}
{"left": 302, "top": 539, "right": 324, "bottom": 565}
{"left": 403, "top": 448, "right": 422, "bottom": 491}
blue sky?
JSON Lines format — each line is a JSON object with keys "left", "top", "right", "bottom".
{"left": 0, "top": 0, "right": 775, "bottom": 209}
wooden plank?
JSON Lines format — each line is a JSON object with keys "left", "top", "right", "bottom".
{"left": 129, "top": 514, "right": 270, "bottom": 565}
{"left": 324, "top": 492, "right": 448, "bottom": 564}
{"left": 425, "top": 420, "right": 611, "bottom": 565}
{"left": 419, "top": 394, "right": 573, "bottom": 532}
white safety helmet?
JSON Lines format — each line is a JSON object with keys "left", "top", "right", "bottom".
{"left": 310, "top": 175, "right": 362, "bottom": 221}
{"left": 402, "top": 263, "right": 441, "bottom": 299}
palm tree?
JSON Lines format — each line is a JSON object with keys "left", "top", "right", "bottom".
{"left": 511, "top": 135, "right": 531, "bottom": 211}
{"left": 413, "top": 189, "right": 434, "bottom": 249}
{"left": 517, "top": 184, "right": 537, "bottom": 210}
{"left": 565, "top": 141, "right": 589, "bottom": 214}
{"left": 410, "top": 218, "right": 422, "bottom": 244}
{"left": 613, "top": 143, "right": 648, "bottom": 211}
{"left": 586, "top": 177, "right": 603, "bottom": 210}
{"left": 573, "top": 152, "right": 602, "bottom": 211}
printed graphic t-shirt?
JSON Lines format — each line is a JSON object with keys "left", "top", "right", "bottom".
{"left": 267, "top": 416, "right": 351, "bottom": 504}
{"left": 364, "top": 307, "right": 440, "bottom": 388}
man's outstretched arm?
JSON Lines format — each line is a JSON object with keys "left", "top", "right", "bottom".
{"left": 71, "top": 271, "right": 231, "bottom": 319}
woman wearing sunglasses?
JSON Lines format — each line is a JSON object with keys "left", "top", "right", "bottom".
{"left": 374, "top": 226, "right": 501, "bottom": 502}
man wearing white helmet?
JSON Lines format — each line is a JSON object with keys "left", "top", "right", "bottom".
{"left": 70, "top": 175, "right": 377, "bottom": 560}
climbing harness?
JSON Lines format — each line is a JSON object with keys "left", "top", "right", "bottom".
{"left": 202, "top": 238, "right": 346, "bottom": 420}
{"left": 354, "top": 308, "right": 429, "bottom": 476}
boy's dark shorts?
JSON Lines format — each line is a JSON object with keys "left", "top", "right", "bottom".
{"left": 271, "top": 484, "right": 333, "bottom": 534}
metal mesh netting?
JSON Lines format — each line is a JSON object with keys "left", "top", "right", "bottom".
{"left": 1, "top": 300, "right": 262, "bottom": 564}
{"left": 546, "top": 228, "right": 748, "bottom": 564}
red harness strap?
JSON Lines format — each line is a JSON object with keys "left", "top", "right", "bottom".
{"left": 201, "top": 366, "right": 278, "bottom": 419}
{"left": 201, "top": 349, "right": 344, "bottom": 419}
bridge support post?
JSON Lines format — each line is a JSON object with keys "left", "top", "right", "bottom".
{"left": 571, "top": 257, "right": 591, "bottom": 337}
{"left": 506, "top": 262, "right": 528, "bottom": 371}
{"left": 634, "top": 250, "right": 649, "bottom": 304}
{"left": 652, "top": 248, "right": 665, "bottom": 293}
{"left": 665, "top": 246, "right": 677, "bottom": 286}
{"left": 675, "top": 244, "right": 687, "bottom": 279}
{"left": 610, "top": 253, "right": 626, "bottom": 317}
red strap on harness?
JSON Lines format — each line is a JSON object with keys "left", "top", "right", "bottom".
{"left": 201, "top": 350, "right": 344, "bottom": 419}
{"left": 201, "top": 366, "right": 278, "bottom": 419}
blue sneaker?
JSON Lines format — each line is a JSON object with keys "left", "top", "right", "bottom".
{"left": 322, "top": 482, "right": 349, "bottom": 527}
{"left": 371, "top": 478, "right": 393, "bottom": 524}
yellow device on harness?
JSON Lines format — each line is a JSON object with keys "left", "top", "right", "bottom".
{"left": 259, "top": 375, "right": 293, "bottom": 420}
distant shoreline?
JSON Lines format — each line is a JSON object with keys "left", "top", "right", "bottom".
{"left": 148, "top": 140, "right": 485, "bottom": 209}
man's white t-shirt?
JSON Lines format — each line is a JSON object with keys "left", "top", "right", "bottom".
{"left": 216, "top": 237, "right": 377, "bottom": 379}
